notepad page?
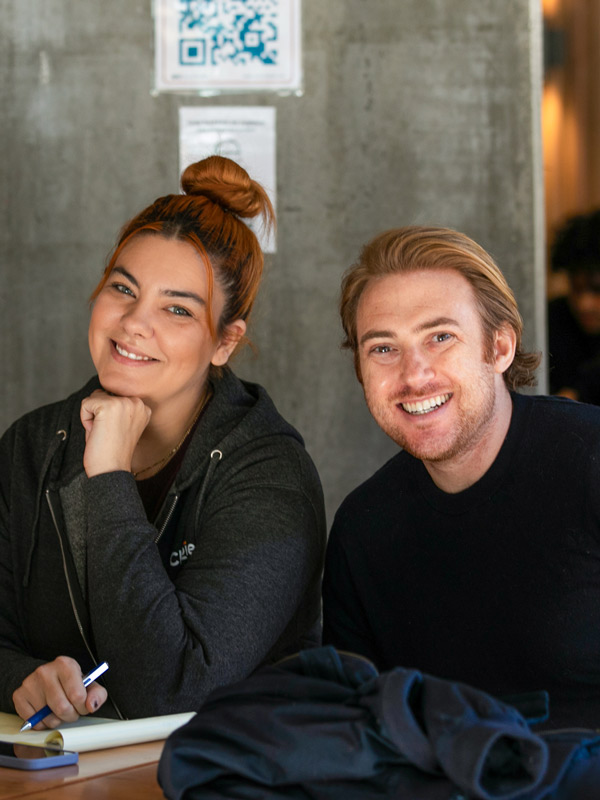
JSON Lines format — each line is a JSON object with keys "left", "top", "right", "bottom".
{"left": 0, "top": 711, "right": 195, "bottom": 752}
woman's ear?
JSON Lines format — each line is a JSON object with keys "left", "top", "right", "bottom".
{"left": 493, "top": 325, "right": 517, "bottom": 375}
{"left": 211, "top": 319, "right": 247, "bottom": 367}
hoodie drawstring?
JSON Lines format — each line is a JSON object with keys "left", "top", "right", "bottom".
{"left": 23, "top": 429, "right": 67, "bottom": 587}
{"left": 193, "top": 449, "right": 223, "bottom": 532}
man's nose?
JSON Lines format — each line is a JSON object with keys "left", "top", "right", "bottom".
{"left": 399, "top": 347, "right": 434, "bottom": 385}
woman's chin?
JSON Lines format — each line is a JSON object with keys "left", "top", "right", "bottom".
{"left": 96, "top": 374, "right": 142, "bottom": 400}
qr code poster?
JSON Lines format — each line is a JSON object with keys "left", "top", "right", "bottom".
{"left": 154, "top": 0, "right": 302, "bottom": 94}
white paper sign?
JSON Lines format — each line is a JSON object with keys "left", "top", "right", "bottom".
{"left": 155, "top": 0, "right": 302, "bottom": 94}
{"left": 179, "top": 105, "right": 276, "bottom": 252}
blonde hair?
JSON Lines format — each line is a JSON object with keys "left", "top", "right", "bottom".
{"left": 340, "top": 226, "right": 540, "bottom": 389}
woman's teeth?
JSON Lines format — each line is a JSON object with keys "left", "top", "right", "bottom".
{"left": 115, "top": 343, "right": 152, "bottom": 361}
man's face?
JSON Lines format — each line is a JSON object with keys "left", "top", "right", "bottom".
{"left": 356, "top": 268, "right": 511, "bottom": 466}
{"left": 568, "top": 272, "right": 600, "bottom": 335}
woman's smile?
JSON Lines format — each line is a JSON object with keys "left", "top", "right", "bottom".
{"left": 112, "top": 340, "right": 158, "bottom": 363}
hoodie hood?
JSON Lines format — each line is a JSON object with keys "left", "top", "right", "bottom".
{"left": 173, "top": 367, "right": 306, "bottom": 494}
{"left": 28, "top": 367, "right": 304, "bottom": 496}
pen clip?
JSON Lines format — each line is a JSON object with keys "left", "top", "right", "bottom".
{"left": 83, "top": 661, "right": 109, "bottom": 687}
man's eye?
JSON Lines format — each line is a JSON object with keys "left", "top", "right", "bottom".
{"left": 433, "top": 333, "right": 452, "bottom": 343}
{"left": 168, "top": 305, "right": 192, "bottom": 317}
{"left": 372, "top": 345, "right": 392, "bottom": 354}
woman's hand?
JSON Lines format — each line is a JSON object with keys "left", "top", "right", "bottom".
{"left": 12, "top": 656, "right": 108, "bottom": 730}
{"left": 80, "top": 390, "right": 151, "bottom": 477}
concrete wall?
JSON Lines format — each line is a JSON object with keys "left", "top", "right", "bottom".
{"left": 0, "top": 0, "right": 545, "bottom": 523}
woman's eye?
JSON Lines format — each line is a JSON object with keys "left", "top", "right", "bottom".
{"left": 110, "top": 282, "right": 134, "bottom": 296}
{"left": 167, "top": 305, "right": 192, "bottom": 317}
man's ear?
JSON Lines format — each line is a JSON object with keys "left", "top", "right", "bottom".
{"left": 493, "top": 325, "right": 517, "bottom": 375}
{"left": 211, "top": 319, "right": 247, "bottom": 367}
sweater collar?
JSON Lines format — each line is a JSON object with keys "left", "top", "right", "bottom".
{"left": 413, "top": 391, "right": 533, "bottom": 515}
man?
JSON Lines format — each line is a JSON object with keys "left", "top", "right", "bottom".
{"left": 548, "top": 209, "right": 600, "bottom": 404}
{"left": 323, "top": 225, "right": 600, "bottom": 729}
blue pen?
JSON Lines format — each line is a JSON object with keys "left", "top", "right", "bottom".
{"left": 19, "top": 661, "right": 109, "bottom": 732}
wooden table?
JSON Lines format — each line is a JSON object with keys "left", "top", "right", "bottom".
{"left": 0, "top": 740, "right": 166, "bottom": 799}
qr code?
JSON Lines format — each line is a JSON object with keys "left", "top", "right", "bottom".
{"left": 178, "top": 0, "right": 280, "bottom": 67}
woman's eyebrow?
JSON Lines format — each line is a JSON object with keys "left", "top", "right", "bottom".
{"left": 162, "top": 288, "right": 206, "bottom": 307}
{"left": 112, "top": 265, "right": 139, "bottom": 288}
{"left": 111, "top": 265, "right": 205, "bottom": 306}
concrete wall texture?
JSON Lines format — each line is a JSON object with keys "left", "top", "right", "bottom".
{"left": 0, "top": 0, "right": 545, "bottom": 523}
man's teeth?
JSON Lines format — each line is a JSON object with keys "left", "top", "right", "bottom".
{"left": 401, "top": 394, "right": 451, "bottom": 415}
{"left": 115, "top": 343, "right": 152, "bottom": 361}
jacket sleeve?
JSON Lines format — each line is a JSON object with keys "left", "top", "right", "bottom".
{"left": 83, "top": 436, "right": 326, "bottom": 718}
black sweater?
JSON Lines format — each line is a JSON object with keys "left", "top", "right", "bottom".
{"left": 323, "top": 392, "right": 600, "bottom": 729}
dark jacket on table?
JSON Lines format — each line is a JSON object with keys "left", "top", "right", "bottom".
{"left": 0, "top": 368, "right": 326, "bottom": 718}
{"left": 158, "top": 646, "right": 600, "bottom": 800}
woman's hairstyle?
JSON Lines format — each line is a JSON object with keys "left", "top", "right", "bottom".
{"left": 91, "top": 155, "right": 275, "bottom": 359}
{"left": 340, "top": 225, "right": 541, "bottom": 390}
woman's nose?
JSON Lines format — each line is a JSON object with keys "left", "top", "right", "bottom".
{"left": 121, "top": 303, "right": 153, "bottom": 337}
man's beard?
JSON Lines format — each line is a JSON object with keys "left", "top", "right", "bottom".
{"left": 364, "top": 367, "right": 498, "bottom": 464}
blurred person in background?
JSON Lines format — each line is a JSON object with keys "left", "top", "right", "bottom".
{"left": 548, "top": 209, "right": 600, "bottom": 403}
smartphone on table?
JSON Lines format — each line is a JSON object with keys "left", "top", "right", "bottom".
{"left": 0, "top": 740, "right": 78, "bottom": 770}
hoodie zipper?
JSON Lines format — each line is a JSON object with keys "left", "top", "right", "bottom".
{"left": 45, "top": 489, "right": 124, "bottom": 719}
{"left": 45, "top": 490, "right": 96, "bottom": 663}
{"left": 154, "top": 494, "right": 179, "bottom": 545}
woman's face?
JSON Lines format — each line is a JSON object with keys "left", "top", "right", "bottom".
{"left": 88, "top": 234, "right": 244, "bottom": 412}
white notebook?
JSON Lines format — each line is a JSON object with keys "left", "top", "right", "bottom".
{"left": 0, "top": 710, "right": 195, "bottom": 753}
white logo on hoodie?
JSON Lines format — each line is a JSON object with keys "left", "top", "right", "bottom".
{"left": 170, "top": 541, "right": 195, "bottom": 567}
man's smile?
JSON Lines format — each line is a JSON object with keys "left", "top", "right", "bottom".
{"left": 400, "top": 393, "right": 452, "bottom": 415}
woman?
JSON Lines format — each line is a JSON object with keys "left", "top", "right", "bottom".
{"left": 0, "top": 156, "right": 326, "bottom": 726}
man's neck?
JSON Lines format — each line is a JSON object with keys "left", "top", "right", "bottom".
{"left": 423, "top": 386, "right": 514, "bottom": 494}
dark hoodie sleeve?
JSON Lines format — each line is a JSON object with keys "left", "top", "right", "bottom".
{"left": 83, "top": 434, "right": 326, "bottom": 718}
{"left": 0, "top": 424, "right": 47, "bottom": 711}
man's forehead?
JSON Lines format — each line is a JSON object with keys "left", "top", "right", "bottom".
{"left": 357, "top": 269, "right": 476, "bottom": 320}
{"left": 354, "top": 270, "right": 489, "bottom": 350}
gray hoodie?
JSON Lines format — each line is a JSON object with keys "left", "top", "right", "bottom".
{"left": 0, "top": 368, "right": 326, "bottom": 718}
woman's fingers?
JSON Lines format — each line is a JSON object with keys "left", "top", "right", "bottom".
{"left": 13, "top": 656, "right": 96, "bottom": 729}
{"left": 84, "top": 682, "right": 108, "bottom": 715}
{"left": 80, "top": 390, "right": 151, "bottom": 476}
